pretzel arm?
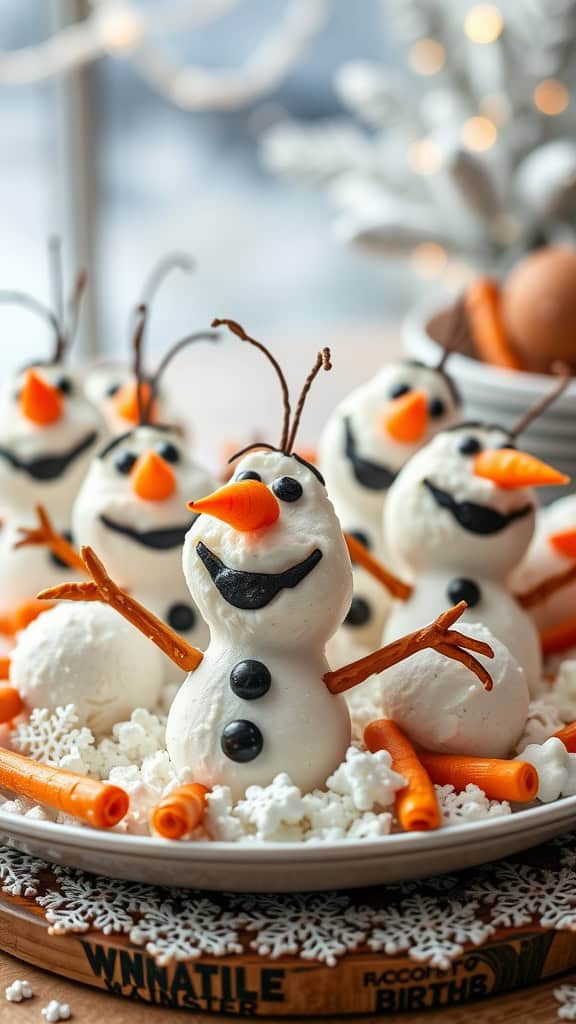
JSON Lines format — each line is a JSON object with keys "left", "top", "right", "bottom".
{"left": 344, "top": 532, "right": 412, "bottom": 600}
{"left": 41, "top": 546, "right": 203, "bottom": 672}
{"left": 15, "top": 505, "right": 86, "bottom": 573}
{"left": 516, "top": 563, "right": 576, "bottom": 609}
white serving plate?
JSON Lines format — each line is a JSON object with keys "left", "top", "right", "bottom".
{"left": 1, "top": 798, "right": 575, "bottom": 892}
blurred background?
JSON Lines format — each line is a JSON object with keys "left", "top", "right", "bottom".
{"left": 1, "top": 0, "right": 575, "bottom": 450}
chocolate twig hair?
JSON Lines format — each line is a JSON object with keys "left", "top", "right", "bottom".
{"left": 143, "top": 328, "right": 218, "bottom": 424}
{"left": 131, "top": 304, "right": 148, "bottom": 427}
{"left": 212, "top": 318, "right": 292, "bottom": 451}
{"left": 0, "top": 238, "right": 86, "bottom": 364}
{"left": 509, "top": 362, "right": 572, "bottom": 439}
{"left": 139, "top": 252, "right": 195, "bottom": 307}
{"left": 214, "top": 318, "right": 332, "bottom": 456}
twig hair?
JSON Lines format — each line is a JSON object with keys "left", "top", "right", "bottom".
{"left": 509, "top": 362, "right": 572, "bottom": 439}
{"left": 139, "top": 251, "right": 195, "bottom": 307}
{"left": 143, "top": 329, "right": 218, "bottom": 424}
{"left": 213, "top": 318, "right": 331, "bottom": 454}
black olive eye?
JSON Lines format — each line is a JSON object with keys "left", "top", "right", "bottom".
{"left": 429, "top": 397, "right": 446, "bottom": 419}
{"left": 57, "top": 376, "right": 73, "bottom": 396}
{"left": 272, "top": 476, "right": 303, "bottom": 502}
{"left": 114, "top": 451, "right": 137, "bottom": 475}
{"left": 389, "top": 383, "right": 411, "bottom": 400}
{"left": 235, "top": 470, "right": 261, "bottom": 483}
{"left": 156, "top": 441, "right": 180, "bottom": 464}
{"left": 458, "top": 436, "right": 482, "bottom": 456}
{"left": 106, "top": 383, "right": 120, "bottom": 398}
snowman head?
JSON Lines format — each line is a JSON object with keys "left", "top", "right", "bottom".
{"left": 386, "top": 418, "right": 569, "bottom": 579}
{"left": 83, "top": 252, "right": 194, "bottom": 435}
{"left": 0, "top": 255, "right": 103, "bottom": 513}
{"left": 73, "top": 309, "right": 217, "bottom": 590}
{"left": 183, "top": 320, "right": 352, "bottom": 648}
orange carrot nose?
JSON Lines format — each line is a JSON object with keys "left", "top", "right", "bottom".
{"left": 113, "top": 379, "right": 156, "bottom": 424}
{"left": 189, "top": 480, "right": 280, "bottom": 532}
{"left": 382, "top": 389, "right": 428, "bottom": 444}
{"left": 131, "top": 449, "right": 176, "bottom": 501}
{"left": 549, "top": 527, "right": 576, "bottom": 559}
{"left": 473, "top": 448, "right": 569, "bottom": 490}
{"left": 20, "top": 369, "right": 63, "bottom": 426}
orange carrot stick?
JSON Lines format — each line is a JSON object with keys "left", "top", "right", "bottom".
{"left": 541, "top": 615, "right": 576, "bottom": 656}
{"left": 0, "top": 749, "right": 128, "bottom": 828}
{"left": 0, "top": 686, "right": 22, "bottom": 723}
{"left": 364, "top": 719, "right": 441, "bottom": 832}
{"left": 554, "top": 722, "right": 576, "bottom": 753}
{"left": 465, "top": 277, "right": 522, "bottom": 370}
{"left": 418, "top": 752, "right": 538, "bottom": 803}
{"left": 152, "top": 783, "right": 208, "bottom": 840}
{"left": 0, "top": 658, "right": 10, "bottom": 680}
{"left": 344, "top": 533, "right": 413, "bottom": 600}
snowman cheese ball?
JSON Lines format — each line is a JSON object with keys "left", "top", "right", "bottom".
{"left": 0, "top": 262, "right": 104, "bottom": 624}
{"left": 511, "top": 492, "right": 576, "bottom": 638}
{"left": 17, "top": 310, "right": 217, "bottom": 699}
{"left": 319, "top": 356, "right": 461, "bottom": 658}
{"left": 84, "top": 252, "right": 194, "bottom": 436}
{"left": 41, "top": 319, "right": 493, "bottom": 800}
{"left": 381, "top": 379, "right": 575, "bottom": 699}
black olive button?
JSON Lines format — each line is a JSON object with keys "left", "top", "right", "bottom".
{"left": 221, "top": 720, "right": 263, "bottom": 763}
{"left": 447, "top": 577, "right": 481, "bottom": 609}
{"left": 230, "top": 660, "right": 271, "bottom": 700}
{"left": 344, "top": 596, "right": 372, "bottom": 627}
{"left": 168, "top": 602, "right": 196, "bottom": 633}
{"left": 49, "top": 529, "right": 74, "bottom": 569}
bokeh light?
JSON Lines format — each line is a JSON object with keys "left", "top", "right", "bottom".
{"left": 464, "top": 5, "right": 504, "bottom": 44}
{"left": 409, "top": 39, "right": 446, "bottom": 76}
{"left": 406, "top": 138, "right": 442, "bottom": 175}
{"left": 461, "top": 116, "right": 498, "bottom": 152}
{"left": 533, "top": 79, "right": 569, "bottom": 116}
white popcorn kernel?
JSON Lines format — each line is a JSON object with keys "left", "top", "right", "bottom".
{"left": 41, "top": 999, "right": 71, "bottom": 1021}
{"left": 5, "top": 979, "right": 33, "bottom": 1002}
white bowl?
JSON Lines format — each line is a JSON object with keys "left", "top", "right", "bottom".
{"left": 403, "top": 300, "right": 576, "bottom": 499}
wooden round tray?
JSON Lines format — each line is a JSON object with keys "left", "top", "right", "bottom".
{"left": 1, "top": 835, "right": 576, "bottom": 1016}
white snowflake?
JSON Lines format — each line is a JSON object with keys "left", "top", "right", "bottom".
{"left": 468, "top": 862, "right": 576, "bottom": 930}
{"left": 130, "top": 898, "right": 244, "bottom": 966}
{"left": 368, "top": 895, "right": 493, "bottom": 970}
{"left": 12, "top": 704, "right": 94, "bottom": 772}
{"left": 555, "top": 984, "right": 576, "bottom": 1020}
{"left": 240, "top": 892, "right": 374, "bottom": 966}
{"left": 0, "top": 847, "right": 45, "bottom": 897}
{"left": 36, "top": 871, "right": 158, "bottom": 935}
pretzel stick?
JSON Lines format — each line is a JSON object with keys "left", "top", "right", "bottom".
{"left": 516, "top": 563, "right": 576, "bottom": 609}
{"left": 15, "top": 505, "right": 86, "bottom": 573}
{"left": 39, "top": 546, "right": 203, "bottom": 672}
{"left": 324, "top": 602, "right": 494, "bottom": 694}
{"left": 344, "top": 533, "right": 413, "bottom": 600}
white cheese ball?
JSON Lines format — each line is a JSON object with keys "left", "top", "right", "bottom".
{"left": 374, "top": 623, "right": 530, "bottom": 758}
{"left": 11, "top": 602, "right": 164, "bottom": 734}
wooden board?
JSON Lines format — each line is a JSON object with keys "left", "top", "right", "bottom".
{"left": 0, "top": 889, "right": 576, "bottom": 1016}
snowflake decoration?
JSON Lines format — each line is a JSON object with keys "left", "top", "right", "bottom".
{"left": 37, "top": 870, "right": 159, "bottom": 935}
{"left": 369, "top": 894, "right": 493, "bottom": 970}
{"left": 556, "top": 984, "right": 576, "bottom": 1020}
{"left": 467, "top": 862, "right": 576, "bottom": 930}
{"left": 12, "top": 705, "right": 94, "bottom": 772}
{"left": 240, "top": 892, "right": 374, "bottom": 967}
{"left": 0, "top": 846, "right": 45, "bottom": 897}
{"left": 130, "top": 897, "right": 244, "bottom": 966}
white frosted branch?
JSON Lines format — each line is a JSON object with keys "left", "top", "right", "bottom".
{"left": 0, "top": 20, "right": 102, "bottom": 83}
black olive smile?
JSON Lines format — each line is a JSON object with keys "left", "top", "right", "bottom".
{"left": 100, "top": 514, "right": 194, "bottom": 550}
{"left": 196, "top": 541, "right": 323, "bottom": 610}
{"left": 0, "top": 431, "right": 99, "bottom": 482}
{"left": 344, "top": 418, "right": 397, "bottom": 491}
{"left": 423, "top": 479, "right": 532, "bottom": 535}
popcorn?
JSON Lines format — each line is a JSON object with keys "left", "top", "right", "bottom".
{"left": 326, "top": 745, "right": 405, "bottom": 810}
{"left": 436, "top": 784, "right": 511, "bottom": 824}
{"left": 519, "top": 737, "right": 576, "bottom": 802}
{"left": 516, "top": 697, "right": 564, "bottom": 752}
{"left": 5, "top": 979, "right": 32, "bottom": 1002}
{"left": 41, "top": 1000, "right": 71, "bottom": 1022}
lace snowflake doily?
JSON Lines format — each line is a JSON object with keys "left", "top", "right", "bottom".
{"left": 3, "top": 833, "right": 576, "bottom": 969}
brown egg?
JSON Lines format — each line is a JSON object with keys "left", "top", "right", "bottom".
{"left": 502, "top": 246, "right": 576, "bottom": 372}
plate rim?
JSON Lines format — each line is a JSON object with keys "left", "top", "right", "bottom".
{"left": 1, "top": 795, "right": 575, "bottom": 864}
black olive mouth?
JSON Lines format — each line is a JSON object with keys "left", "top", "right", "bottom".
{"left": 196, "top": 540, "right": 323, "bottom": 610}
{"left": 99, "top": 513, "right": 195, "bottom": 551}
{"left": 423, "top": 479, "right": 533, "bottom": 535}
{"left": 0, "top": 431, "right": 99, "bottom": 482}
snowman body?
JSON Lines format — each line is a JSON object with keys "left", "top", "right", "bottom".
{"left": 319, "top": 362, "right": 460, "bottom": 660}
{"left": 383, "top": 426, "right": 544, "bottom": 696}
{"left": 511, "top": 493, "right": 576, "bottom": 632}
{"left": 166, "top": 449, "right": 354, "bottom": 799}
